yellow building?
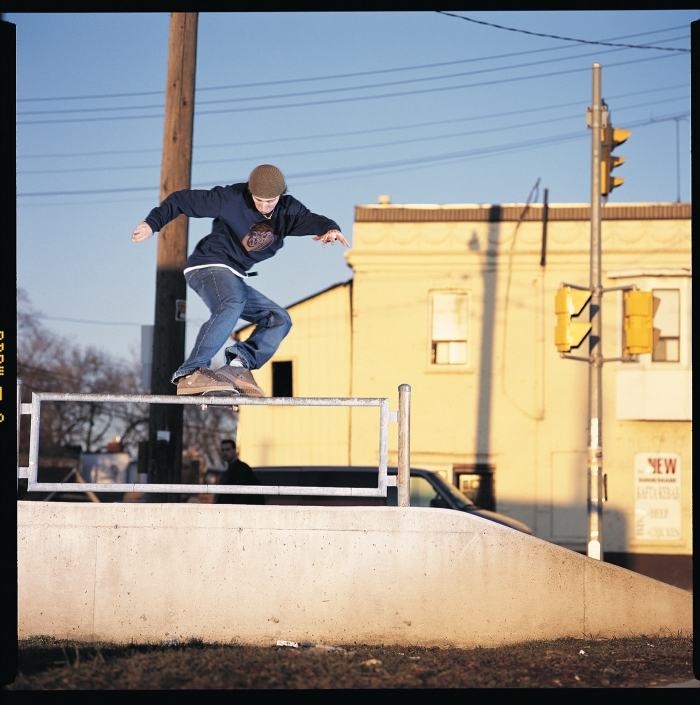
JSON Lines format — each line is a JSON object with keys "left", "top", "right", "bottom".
{"left": 236, "top": 201, "right": 691, "bottom": 588}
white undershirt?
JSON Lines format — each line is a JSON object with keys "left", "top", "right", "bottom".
{"left": 183, "top": 263, "right": 248, "bottom": 279}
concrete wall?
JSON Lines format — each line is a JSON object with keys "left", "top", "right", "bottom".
{"left": 18, "top": 501, "right": 691, "bottom": 647}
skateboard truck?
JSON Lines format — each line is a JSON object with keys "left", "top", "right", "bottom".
{"left": 201, "top": 403, "right": 238, "bottom": 411}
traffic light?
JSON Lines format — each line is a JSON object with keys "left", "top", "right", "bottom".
{"left": 555, "top": 286, "right": 592, "bottom": 352}
{"left": 623, "top": 290, "right": 660, "bottom": 355}
{"left": 601, "top": 122, "right": 630, "bottom": 196}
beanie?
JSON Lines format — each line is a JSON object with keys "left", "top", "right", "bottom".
{"left": 248, "top": 164, "right": 286, "bottom": 199}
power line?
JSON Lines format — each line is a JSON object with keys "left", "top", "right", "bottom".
{"left": 34, "top": 314, "right": 207, "bottom": 327}
{"left": 16, "top": 23, "right": 689, "bottom": 104}
{"left": 18, "top": 361, "right": 106, "bottom": 383}
{"left": 16, "top": 83, "right": 689, "bottom": 160}
{"left": 17, "top": 194, "right": 157, "bottom": 208}
{"left": 17, "top": 110, "right": 688, "bottom": 198}
{"left": 17, "top": 94, "right": 689, "bottom": 177}
{"left": 292, "top": 130, "right": 591, "bottom": 179}
{"left": 17, "top": 34, "right": 688, "bottom": 120}
{"left": 36, "top": 315, "right": 145, "bottom": 327}
{"left": 17, "top": 45, "right": 571, "bottom": 107}
{"left": 16, "top": 118, "right": 689, "bottom": 203}
{"left": 278, "top": 111, "right": 692, "bottom": 185}
{"left": 436, "top": 11, "right": 691, "bottom": 52}
{"left": 18, "top": 185, "right": 160, "bottom": 197}
{"left": 194, "top": 52, "right": 685, "bottom": 115}
{"left": 648, "top": 114, "right": 690, "bottom": 124}
{"left": 17, "top": 113, "right": 680, "bottom": 198}
{"left": 16, "top": 51, "right": 683, "bottom": 126}
{"left": 18, "top": 34, "right": 689, "bottom": 118}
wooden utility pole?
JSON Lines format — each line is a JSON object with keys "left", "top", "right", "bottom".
{"left": 148, "top": 12, "right": 198, "bottom": 499}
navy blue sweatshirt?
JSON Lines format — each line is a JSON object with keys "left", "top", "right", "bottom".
{"left": 144, "top": 183, "right": 341, "bottom": 276}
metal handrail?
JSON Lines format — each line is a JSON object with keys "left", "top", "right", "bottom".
{"left": 17, "top": 382, "right": 411, "bottom": 505}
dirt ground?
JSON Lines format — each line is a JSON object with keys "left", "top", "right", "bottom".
{"left": 5, "top": 634, "right": 695, "bottom": 689}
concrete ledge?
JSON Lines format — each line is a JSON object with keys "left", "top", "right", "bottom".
{"left": 18, "top": 502, "right": 692, "bottom": 647}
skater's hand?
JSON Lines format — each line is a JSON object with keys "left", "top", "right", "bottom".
{"left": 313, "top": 229, "right": 349, "bottom": 248}
{"left": 132, "top": 222, "right": 153, "bottom": 243}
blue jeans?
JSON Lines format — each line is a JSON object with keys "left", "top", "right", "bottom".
{"left": 171, "top": 266, "right": 292, "bottom": 383}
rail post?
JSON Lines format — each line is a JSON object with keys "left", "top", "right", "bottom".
{"left": 17, "top": 379, "right": 22, "bottom": 492}
{"left": 397, "top": 384, "right": 411, "bottom": 507}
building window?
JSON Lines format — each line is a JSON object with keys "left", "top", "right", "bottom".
{"left": 430, "top": 292, "right": 469, "bottom": 365}
{"left": 651, "top": 289, "right": 680, "bottom": 362}
{"left": 613, "top": 274, "right": 690, "bottom": 421}
{"left": 272, "top": 361, "right": 293, "bottom": 397}
{"left": 453, "top": 465, "right": 495, "bottom": 511}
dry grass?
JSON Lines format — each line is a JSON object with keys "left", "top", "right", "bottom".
{"left": 6, "top": 634, "right": 694, "bottom": 689}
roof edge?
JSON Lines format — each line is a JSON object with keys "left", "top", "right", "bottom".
{"left": 354, "top": 202, "right": 691, "bottom": 223}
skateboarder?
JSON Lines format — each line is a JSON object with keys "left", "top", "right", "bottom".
{"left": 132, "top": 164, "right": 348, "bottom": 397}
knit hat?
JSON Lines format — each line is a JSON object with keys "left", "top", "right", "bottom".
{"left": 248, "top": 164, "right": 286, "bottom": 198}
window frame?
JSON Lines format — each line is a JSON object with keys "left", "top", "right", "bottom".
{"left": 650, "top": 288, "right": 681, "bottom": 363}
{"left": 615, "top": 276, "right": 691, "bottom": 369}
{"left": 428, "top": 290, "right": 471, "bottom": 369}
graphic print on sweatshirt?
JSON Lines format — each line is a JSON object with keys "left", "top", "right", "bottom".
{"left": 242, "top": 223, "right": 275, "bottom": 252}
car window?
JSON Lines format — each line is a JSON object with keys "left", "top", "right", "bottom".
{"left": 429, "top": 474, "right": 476, "bottom": 510}
{"left": 410, "top": 476, "right": 443, "bottom": 507}
{"left": 388, "top": 473, "right": 471, "bottom": 509}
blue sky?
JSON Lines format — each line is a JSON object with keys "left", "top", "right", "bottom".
{"left": 9, "top": 11, "right": 695, "bottom": 367}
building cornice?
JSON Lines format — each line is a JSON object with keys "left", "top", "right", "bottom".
{"left": 355, "top": 203, "right": 691, "bottom": 223}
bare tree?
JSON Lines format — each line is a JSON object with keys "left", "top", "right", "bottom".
{"left": 18, "top": 290, "right": 149, "bottom": 460}
{"left": 183, "top": 404, "right": 238, "bottom": 469}
{"left": 18, "top": 289, "right": 236, "bottom": 469}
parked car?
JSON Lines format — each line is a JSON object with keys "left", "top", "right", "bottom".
{"left": 250, "top": 466, "right": 531, "bottom": 534}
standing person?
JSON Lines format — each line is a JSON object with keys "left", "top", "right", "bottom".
{"left": 132, "top": 164, "right": 349, "bottom": 397}
{"left": 215, "top": 439, "right": 263, "bottom": 505}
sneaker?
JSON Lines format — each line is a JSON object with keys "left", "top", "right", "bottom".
{"left": 176, "top": 368, "right": 241, "bottom": 396}
{"left": 214, "top": 364, "right": 266, "bottom": 397}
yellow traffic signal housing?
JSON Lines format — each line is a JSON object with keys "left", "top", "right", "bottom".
{"left": 624, "top": 290, "right": 660, "bottom": 355}
{"left": 601, "top": 123, "right": 630, "bottom": 196}
{"left": 554, "top": 286, "right": 592, "bottom": 352}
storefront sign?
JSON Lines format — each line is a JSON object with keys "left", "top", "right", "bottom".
{"left": 634, "top": 452, "right": 681, "bottom": 541}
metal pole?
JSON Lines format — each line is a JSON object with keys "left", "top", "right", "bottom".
{"left": 540, "top": 187, "right": 549, "bottom": 267}
{"left": 675, "top": 117, "right": 681, "bottom": 204}
{"left": 397, "top": 384, "right": 411, "bottom": 507}
{"left": 587, "top": 64, "right": 604, "bottom": 560}
{"left": 17, "top": 379, "right": 22, "bottom": 493}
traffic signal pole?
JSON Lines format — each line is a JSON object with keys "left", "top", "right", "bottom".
{"left": 554, "top": 64, "right": 644, "bottom": 560}
{"left": 587, "top": 64, "right": 604, "bottom": 560}
{"left": 148, "top": 13, "right": 198, "bottom": 500}
{"left": 554, "top": 64, "right": 657, "bottom": 560}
